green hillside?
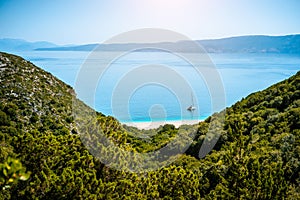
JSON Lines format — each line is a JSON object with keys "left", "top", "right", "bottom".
{"left": 0, "top": 52, "right": 299, "bottom": 199}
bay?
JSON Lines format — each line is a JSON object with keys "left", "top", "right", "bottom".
{"left": 11, "top": 50, "right": 300, "bottom": 123}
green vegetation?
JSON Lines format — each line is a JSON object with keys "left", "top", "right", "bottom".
{"left": 0, "top": 52, "right": 299, "bottom": 199}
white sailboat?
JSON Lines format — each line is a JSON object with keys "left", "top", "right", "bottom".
{"left": 187, "top": 93, "right": 196, "bottom": 111}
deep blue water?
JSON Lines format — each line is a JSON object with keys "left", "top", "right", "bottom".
{"left": 11, "top": 50, "right": 300, "bottom": 123}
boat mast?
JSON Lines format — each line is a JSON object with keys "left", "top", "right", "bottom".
{"left": 191, "top": 92, "right": 194, "bottom": 106}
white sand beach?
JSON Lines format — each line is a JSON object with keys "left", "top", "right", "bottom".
{"left": 123, "top": 119, "right": 201, "bottom": 130}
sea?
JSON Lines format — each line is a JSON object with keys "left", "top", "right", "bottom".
{"left": 9, "top": 50, "right": 300, "bottom": 123}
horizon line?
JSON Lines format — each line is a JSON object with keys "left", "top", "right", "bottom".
{"left": 1, "top": 33, "right": 300, "bottom": 46}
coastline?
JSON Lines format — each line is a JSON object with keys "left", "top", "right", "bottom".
{"left": 123, "top": 119, "right": 201, "bottom": 130}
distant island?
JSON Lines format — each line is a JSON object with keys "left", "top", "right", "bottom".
{"left": 1, "top": 34, "right": 300, "bottom": 53}
{"left": 34, "top": 34, "right": 300, "bottom": 53}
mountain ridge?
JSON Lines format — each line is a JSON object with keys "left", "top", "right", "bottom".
{"left": 1, "top": 34, "right": 300, "bottom": 53}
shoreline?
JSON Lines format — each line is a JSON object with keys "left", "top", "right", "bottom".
{"left": 122, "top": 119, "right": 201, "bottom": 130}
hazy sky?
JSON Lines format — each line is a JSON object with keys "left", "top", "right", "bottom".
{"left": 0, "top": 0, "right": 299, "bottom": 44}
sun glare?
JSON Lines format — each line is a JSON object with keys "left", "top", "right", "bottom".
{"left": 148, "top": 0, "right": 189, "bottom": 10}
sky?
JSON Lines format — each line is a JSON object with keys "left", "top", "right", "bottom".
{"left": 0, "top": 0, "right": 299, "bottom": 45}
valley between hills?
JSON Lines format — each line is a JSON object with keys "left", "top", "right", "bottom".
{"left": 0, "top": 52, "right": 299, "bottom": 199}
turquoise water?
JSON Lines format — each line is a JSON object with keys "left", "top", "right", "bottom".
{"left": 11, "top": 51, "right": 300, "bottom": 122}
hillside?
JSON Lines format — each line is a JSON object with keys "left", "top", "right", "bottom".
{"left": 0, "top": 52, "right": 299, "bottom": 199}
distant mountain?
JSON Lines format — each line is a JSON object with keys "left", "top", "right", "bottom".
{"left": 35, "top": 34, "right": 300, "bottom": 53}
{"left": 197, "top": 34, "right": 300, "bottom": 53}
{"left": 1, "top": 35, "right": 299, "bottom": 53}
{"left": 0, "top": 38, "right": 57, "bottom": 52}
